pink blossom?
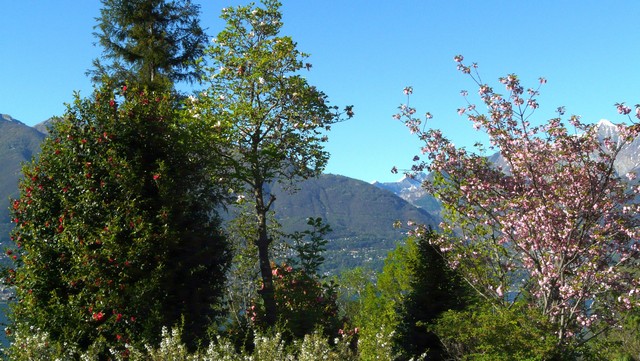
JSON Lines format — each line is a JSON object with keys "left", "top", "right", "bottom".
{"left": 616, "top": 102, "right": 631, "bottom": 115}
{"left": 396, "top": 57, "right": 640, "bottom": 344}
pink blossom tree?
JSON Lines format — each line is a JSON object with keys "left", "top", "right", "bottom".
{"left": 394, "top": 56, "right": 640, "bottom": 345}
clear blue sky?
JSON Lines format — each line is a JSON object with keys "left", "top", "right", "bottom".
{"left": 2, "top": 1, "right": 640, "bottom": 183}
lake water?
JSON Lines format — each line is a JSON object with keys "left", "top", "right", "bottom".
{"left": 0, "top": 303, "right": 9, "bottom": 347}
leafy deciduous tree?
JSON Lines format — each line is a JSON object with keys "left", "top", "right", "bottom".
{"left": 356, "top": 238, "right": 415, "bottom": 360}
{"left": 195, "top": 0, "right": 353, "bottom": 326}
{"left": 7, "top": 84, "right": 229, "bottom": 356}
{"left": 434, "top": 301, "right": 563, "bottom": 360}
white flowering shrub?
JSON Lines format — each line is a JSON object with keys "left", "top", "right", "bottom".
{"left": 358, "top": 326, "right": 397, "bottom": 361}
{"left": 297, "top": 332, "right": 357, "bottom": 361}
{"left": 5, "top": 326, "right": 358, "bottom": 360}
{"left": 202, "top": 336, "right": 243, "bottom": 361}
{"left": 4, "top": 327, "right": 79, "bottom": 361}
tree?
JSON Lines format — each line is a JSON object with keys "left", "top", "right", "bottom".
{"left": 195, "top": 0, "right": 352, "bottom": 326}
{"left": 91, "top": 0, "right": 207, "bottom": 90}
{"left": 6, "top": 83, "right": 229, "bottom": 356}
{"left": 434, "top": 301, "right": 563, "bottom": 360}
{"left": 276, "top": 218, "right": 341, "bottom": 339}
{"left": 395, "top": 229, "right": 475, "bottom": 360}
{"left": 394, "top": 56, "right": 640, "bottom": 349}
{"left": 356, "top": 239, "right": 415, "bottom": 360}
{"left": 334, "top": 266, "right": 375, "bottom": 326}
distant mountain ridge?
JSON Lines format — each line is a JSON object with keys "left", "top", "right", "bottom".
{"left": 372, "top": 173, "right": 441, "bottom": 217}
{"left": 596, "top": 119, "right": 640, "bottom": 176}
{"left": 268, "top": 174, "right": 438, "bottom": 271}
{"left": 0, "top": 115, "right": 46, "bottom": 244}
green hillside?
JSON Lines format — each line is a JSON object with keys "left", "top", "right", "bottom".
{"left": 271, "top": 174, "right": 438, "bottom": 271}
{"left": 0, "top": 115, "right": 45, "bottom": 244}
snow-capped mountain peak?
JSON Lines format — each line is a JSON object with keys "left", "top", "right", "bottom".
{"left": 596, "top": 119, "right": 615, "bottom": 128}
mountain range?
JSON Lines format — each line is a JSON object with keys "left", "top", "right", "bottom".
{"left": 0, "top": 113, "right": 437, "bottom": 272}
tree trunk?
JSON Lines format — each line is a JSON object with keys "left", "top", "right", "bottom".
{"left": 255, "top": 186, "right": 277, "bottom": 326}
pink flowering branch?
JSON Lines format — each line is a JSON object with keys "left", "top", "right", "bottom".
{"left": 393, "top": 55, "right": 640, "bottom": 346}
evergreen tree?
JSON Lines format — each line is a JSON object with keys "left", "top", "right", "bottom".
{"left": 6, "top": 84, "right": 229, "bottom": 356}
{"left": 395, "top": 229, "right": 474, "bottom": 360}
{"left": 91, "top": 0, "right": 207, "bottom": 90}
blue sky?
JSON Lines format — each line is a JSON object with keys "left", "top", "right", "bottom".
{"left": 2, "top": 1, "right": 640, "bottom": 183}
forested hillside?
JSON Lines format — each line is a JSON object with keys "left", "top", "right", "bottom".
{"left": 0, "top": 115, "right": 44, "bottom": 245}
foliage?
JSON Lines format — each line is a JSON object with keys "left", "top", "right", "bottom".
{"left": 334, "top": 266, "right": 376, "bottom": 326}
{"left": 395, "top": 229, "right": 475, "bottom": 360}
{"left": 588, "top": 306, "right": 640, "bottom": 360}
{"left": 356, "top": 239, "right": 416, "bottom": 361}
{"left": 5, "top": 326, "right": 358, "bottom": 360}
{"left": 395, "top": 56, "right": 640, "bottom": 346}
{"left": 193, "top": 0, "right": 352, "bottom": 326}
{"left": 5, "top": 83, "right": 229, "bottom": 356}
{"left": 244, "top": 218, "right": 341, "bottom": 340}
{"left": 434, "top": 302, "right": 573, "bottom": 360}
{"left": 288, "top": 217, "right": 330, "bottom": 276}
{"left": 91, "top": 0, "right": 207, "bottom": 89}
{"left": 218, "top": 202, "right": 264, "bottom": 347}
{"left": 255, "top": 263, "right": 341, "bottom": 340}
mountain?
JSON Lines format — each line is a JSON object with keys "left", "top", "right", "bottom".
{"left": 372, "top": 173, "right": 441, "bottom": 217}
{"left": 0, "top": 114, "right": 46, "bottom": 244}
{"left": 33, "top": 118, "right": 57, "bottom": 136}
{"left": 269, "top": 174, "right": 439, "bottom": 271}
{"left": 595, "top": 119, "right": 640, "bottom": 176}
{"left": 273, "top": 174, "right": 436, "bottom": 239}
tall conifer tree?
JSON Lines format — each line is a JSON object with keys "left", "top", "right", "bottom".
{"left": 394, "top": 229, "right": 474, "bottom": 360}
{"left": 91, "top": 0, "right": 206, "bottom": 90}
